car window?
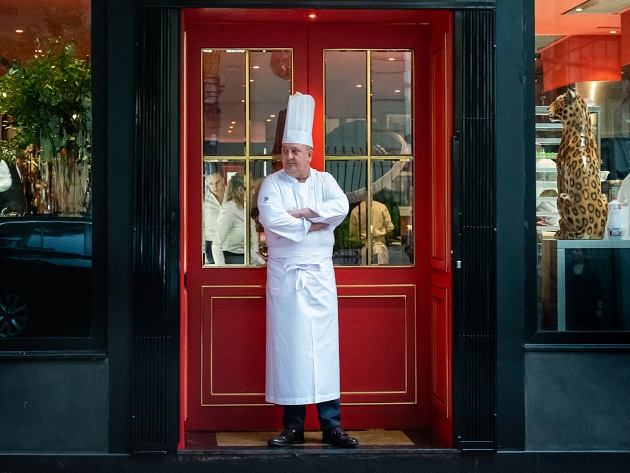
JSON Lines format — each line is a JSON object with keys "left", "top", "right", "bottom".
{"left": 42, "top": 223, "right": 86, "bottom": 254}
{"left": 0, "top": 222, "right": 30, "bottom": 248}
{"left": 24, "top": 223, "right": 43, "bottom": 249}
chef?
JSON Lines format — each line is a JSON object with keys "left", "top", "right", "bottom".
{"left": 257, "top": 92, "right": 358, "bottom": 448}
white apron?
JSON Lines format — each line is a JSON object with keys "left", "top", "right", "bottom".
{"left": 258, "top": 169, "right": 349, "bottom": 405}
{"left": 265, "top": 250, "right": 340, "bottom": 404}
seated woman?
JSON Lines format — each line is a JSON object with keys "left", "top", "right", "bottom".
{"left": 212, "top": 172, "right": 265, "bottom": 265}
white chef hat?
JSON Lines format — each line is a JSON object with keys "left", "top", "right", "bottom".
{"left": 282, "top": 92, "right": 315, "bottom": 147}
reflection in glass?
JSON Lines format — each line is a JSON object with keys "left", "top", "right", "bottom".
{"left": 551, "top": 245, "right": 630, "bottom": 332}
{"left": 326, "top": 160, "right": 367, "bottom": 266}
{"left": 326, "top": 159, "right": 413, "bottom": 266}
{"left": 0, "top": 0, "right": 92, "bottom": 338}
{"left": 250, "top": 159, "right": 279, "bottom": 262}
{"left": 202, "top": 50, "right": 246, "bottom": 156}
{"left": 249, "top": 50, "right": 292, "bottom": 155}
{"left": 370, "top": 159, "right": 414, "bottom": 266}
{"left": 203, "top": 160, "right": 265, "bottom": 267}
{"left": 202, "top": 161, "right": 227, "bottom": 265}
{"left": 371, "top": 51, "right": 412, "bottom": 155}
{"left": 325, "top": 51, "right": 367, "bottom": 156}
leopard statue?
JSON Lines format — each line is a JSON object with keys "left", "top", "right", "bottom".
{"left": 547, "top": 88, "right": 607, "bottom": 239}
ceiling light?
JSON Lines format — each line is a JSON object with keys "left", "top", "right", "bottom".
{"left": 309, "top": 14, "right": 316, "bottom": 19}
{"left": 15, "top": 29, "right": 24, "bottom": 34}
{"left": 564, "top": 0, "right": 630, "bottom": 15}
{"left": 394, "top": 89, "right": 401, "bottom": 93}
{"left": 356, "top": 84, "right": 363, "bottom": 88}
{"left": 610, "top": 30, "right": 618, "bottom": 34}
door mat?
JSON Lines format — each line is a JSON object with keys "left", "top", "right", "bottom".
{"left": 216, "top": 429, "right": 414, "bottom": 447}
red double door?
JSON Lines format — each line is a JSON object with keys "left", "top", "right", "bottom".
{"left": 183, "top": 9, "right": 453, "bottom": 442}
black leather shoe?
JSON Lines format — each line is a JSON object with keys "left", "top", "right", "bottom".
{"left": 267, "top": 429, "right": 305, "bottom": 447}
{"left": 322, "top": 426, "right": 359, "bottom": 447}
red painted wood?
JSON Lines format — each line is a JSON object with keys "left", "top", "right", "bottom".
{"left": 182, "top": 9, "right": 453, "bottom": 437}
{"left": 429, "top": 26, "right": 454, "bottom": 447}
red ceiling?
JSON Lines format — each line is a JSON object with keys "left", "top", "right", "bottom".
{"left": 536, "top": 0, "right": 628, "bottom": 36}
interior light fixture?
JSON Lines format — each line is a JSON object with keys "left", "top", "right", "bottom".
{"left": 564, "top": 0, "right": 630, "bottom": 15}
{"left": 308, "top": 14, "right": 316, "bottom": 19}
{"left": 356, "top": 84, "right": 363, "bottom": 88}
{"left": 15, "top": 29, "right": 24, "bottom": 34}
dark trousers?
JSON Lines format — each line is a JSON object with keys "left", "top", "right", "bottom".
{"left": 204, "top": 241, "right": 214, "bottom": 264}
{"left": 283, "top": 398, "right": 341, "bottom": 431}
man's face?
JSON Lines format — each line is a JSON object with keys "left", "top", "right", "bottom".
{"left": 206, "top": 173, "right": 225, "bottom": 198}
{"left": 281, "top": 143, "right": 312, "bottom": 180}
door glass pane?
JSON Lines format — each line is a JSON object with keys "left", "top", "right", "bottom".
{"left": 325, "top": 51, "right": 368, "bottom": 156}
{"left": 372, "top": 159, "right": 414, "bottom": 265}
{"left": 326, "top": 160, "right": 367, "bottom": 266}
{"left": 371, "top": 51, "right": 412, "bottom": 155}
{"left": 202, "top": 50, "right": 246, "bottom": 156}
{"left": 250, "top": 159, "right": 276, "bottom": 263}
{"left": 201, "top": 49, "right": 292, "bottom": 267}
{"left": 249, "top": 50, "right": 292, "bottom": 155}
{"left": 324, "top": 49, "right": 414, "bottom": 266}
{"left": 204, "top": 160, "right": 261, "bottom": 266}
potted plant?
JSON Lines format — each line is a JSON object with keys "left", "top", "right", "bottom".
{"left": 0, "top": 38, "right": 91, "bottom": 215}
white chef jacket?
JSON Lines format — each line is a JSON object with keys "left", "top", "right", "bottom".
{"left": 258, "top": 168, "right": 349, "bottom": 405}
{"left": 211, "top": 199, "right": 265, "bottom": 265}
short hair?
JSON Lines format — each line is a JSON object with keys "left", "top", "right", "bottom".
{"left": 204, "top": 162, "right": 224, "bottom": 177}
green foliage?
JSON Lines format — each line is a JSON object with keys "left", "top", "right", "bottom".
{"left": 0, "top": 39, "right": 91, "bottom": 162}
{"left": 0, "top": 137, "right": 19, "bottom": 164}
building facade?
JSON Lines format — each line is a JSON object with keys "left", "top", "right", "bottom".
{"left": 1, "top": 0, "right": 629, "bottom": 465}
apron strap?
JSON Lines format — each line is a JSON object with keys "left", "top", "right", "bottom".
{"left": 283, "top": 263, "right": 322, "bottom": 291}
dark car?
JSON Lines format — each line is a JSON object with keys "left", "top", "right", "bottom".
{"left": 0, "top": 217, "right": 92, "bottom": 338}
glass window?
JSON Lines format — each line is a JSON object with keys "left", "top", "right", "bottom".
{"left": 0, "top": 1, "right": 92, "bottom": 340}
{"left": 201, "top": 49, "right": 291, "bottom": 267}
{"left": 535, "top": 2, "right": 630, "bottom": 332}
{"left": 325, "top": 50, "right": 414, "bottom": 266}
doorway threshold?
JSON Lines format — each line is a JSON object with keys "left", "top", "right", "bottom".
{"left": 181, "top": 429, "right": 454, "bottom": 455}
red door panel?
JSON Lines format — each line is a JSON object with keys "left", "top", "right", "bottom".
{"left": 183, "top": 9, "right": 452, "bottom": 437}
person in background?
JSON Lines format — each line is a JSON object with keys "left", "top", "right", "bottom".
{"left": 212, "top": 172, "right": 264, "bottom": 265}
{"left": 203, "top": 163, "right": 225, "bottom": 264}
{"left": 258, "top": 92, "right": 358, "bottom": 448}
{"left": 349, "top": 199, "right": 395, "bottom": 264}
